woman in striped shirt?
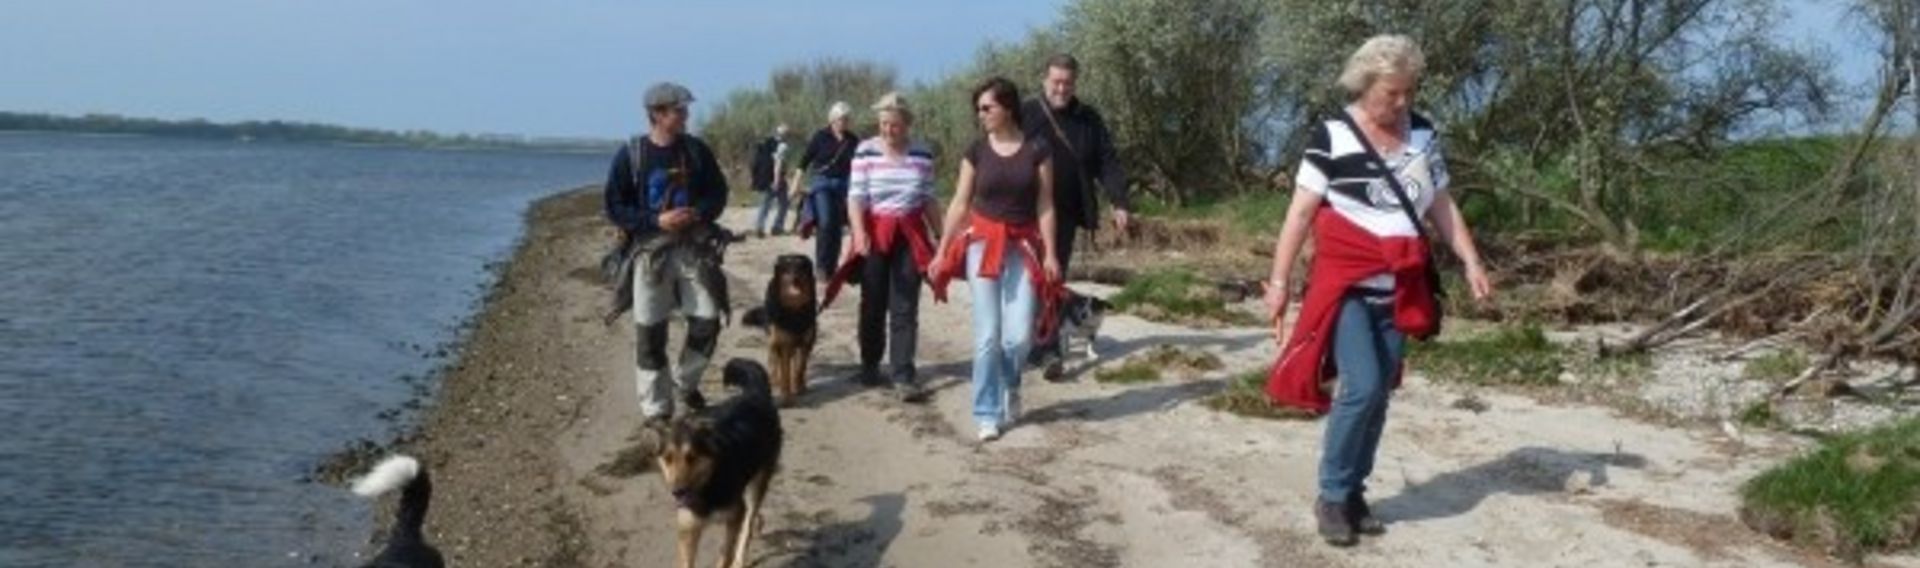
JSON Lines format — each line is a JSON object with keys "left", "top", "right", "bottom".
{"left": 846, "top": 92, "right": 943, "bottom": 402}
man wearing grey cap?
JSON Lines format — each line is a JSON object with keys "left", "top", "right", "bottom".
{"left": 603, "top": 81, "right": 732, "bottom": 422}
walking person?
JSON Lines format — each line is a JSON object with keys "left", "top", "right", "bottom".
{"left": 795, "top": 102, "right": 859, "bottom": 278}
{"left": 752, "top": 123, "right": 792, "bottom": 237}
{"left": 930, "top": 77, "right": 1060, "bottom": 442}
{"left": 1261, "top": 36, "right": 1493, "bottom": 546}
{"left": 603, "top": 82, "right": 733, "bottom": 424}
{"left": 1020, "top": 54, "right": 1129, "bottom": 379}
{"left": 837, "top": 92, "right": 942, "bottom": 402}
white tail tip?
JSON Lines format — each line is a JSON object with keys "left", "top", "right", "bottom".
{"left": 350, "top": 455, "right": 421, "bottom": 498}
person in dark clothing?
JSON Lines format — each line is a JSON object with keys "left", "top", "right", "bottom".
{"left": 794, "top": 101, "right": 859, "bottom": 278}
{"left": 751, "top": 123, "right": 792, "bottom": 237}
{"left": 1019, "top": 53, "right": 1129, "bottom": 379}
{"left": 603, "top": 81, "right": 732, "bottom": 423}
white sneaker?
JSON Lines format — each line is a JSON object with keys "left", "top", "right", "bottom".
{"left": 977, "top": 423, "right": 1002, "bottom": 442}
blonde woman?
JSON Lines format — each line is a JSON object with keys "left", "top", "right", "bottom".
{"left": 828, "top": 92, "right": 944, "bottom": 401}
{"left": 1262, "top": 35, "right": 1492, "bottom": 546}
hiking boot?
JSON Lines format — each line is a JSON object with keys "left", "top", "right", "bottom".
{"left": 678, "top": 389, "right": 707, "bottom": 413}
{"left": 1348, "top": 495, "right": 1385, "bottom": 535}
{"left": 1315, "top": 499, "right": 1358, "bottom": 547}
{"left": 855, "top": 367, "right": 886, "bottom": 387}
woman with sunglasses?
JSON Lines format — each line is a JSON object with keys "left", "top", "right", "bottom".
{"left": 930, "top": 77, "right": 1060, "bottom": 442}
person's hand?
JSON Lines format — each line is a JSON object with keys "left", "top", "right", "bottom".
{"left": 850, "top": 231, "right": 870, "bottom": 256}
{"left": 1465, "top": 262, "right": 1494, "bottom": 303}
{"left": 1112, "top": 208, "right": 1132, "bottom": 234}
{"left": 1262, "top": 279, "right": 1291, "bottom": 345}
{"left": 1042, "top": 255, "right": 1062, "bottom": 283}
{"left": 658, "top": 208, "right": 696, "bottom": 232}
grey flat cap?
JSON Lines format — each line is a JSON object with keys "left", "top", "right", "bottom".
{"left": 644, "top": 82, "right": 695, "bottom": 108}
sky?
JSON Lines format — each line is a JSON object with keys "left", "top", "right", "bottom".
{"left": 0, "top": 1, "right": 1882, "bottom": 139}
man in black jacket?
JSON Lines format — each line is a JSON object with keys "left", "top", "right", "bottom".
{"left": 1020, "top": 54, "right": 1129, "bottom": 378}
{"left": 604, "top": 81, "right": 731, "bottom": 422}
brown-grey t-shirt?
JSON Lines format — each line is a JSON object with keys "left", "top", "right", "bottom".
{"left": 964, "top": 136, "right": 1051, "bottom": 223}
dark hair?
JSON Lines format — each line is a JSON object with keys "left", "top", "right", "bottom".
{"left": 971, "top": 76, "right": 1024, "bottom": 126}
{"left": 1045, "top": 53, "right": 1080, "bottom": 75}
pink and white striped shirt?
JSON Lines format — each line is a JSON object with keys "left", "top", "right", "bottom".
{"left": 849, "top": 138, "right": 936, "bottom": 216}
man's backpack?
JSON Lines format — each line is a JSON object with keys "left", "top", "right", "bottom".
{"left": 749, "top": 136, "right": 778, "bottom": 191}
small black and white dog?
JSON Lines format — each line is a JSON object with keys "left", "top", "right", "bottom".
{"left": 1042, "top": 290, "right": 1111, "bottom": 380}
{"left": 350, "top": 455, "right": 445, "bottom": 568}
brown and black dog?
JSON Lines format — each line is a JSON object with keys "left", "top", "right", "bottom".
{"left": 651, "top": 358, "right": 784, "bottom": 568}
{"left": 740, "top": 254, "right": 817, "bottom": 407}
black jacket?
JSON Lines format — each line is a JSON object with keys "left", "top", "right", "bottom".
{"left": 1021, "top": 97, "right": 1128, "bottom": 230}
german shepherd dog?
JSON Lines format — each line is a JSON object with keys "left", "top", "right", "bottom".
{"left": 740, "top": 254, "right": 818, "bottom": 407}
{"left": 650, "top": 358, "right": 784, "bottom": 568}
{"left": 350, "top": 455, "right": 446, "bottom": 568}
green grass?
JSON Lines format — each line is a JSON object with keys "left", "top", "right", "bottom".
{"left": 1738, "top": 400, "right": 1781, "bottom": 429}
{"left": 1094, "top": 363, "right": 1161, "bottom": 384}
{"left": 1410, "top": 325, "right": 1566, "bottom": 386}
{"left": 1741, "top": 418, "right": 1920, "bottom": 558}
{"left": 1134, "top": 190, "right": 1292, "bottom": 238}
{"left": 1201, "top": 370, "right": 1317, "bottom": 421}
{"left": 1095, "top": 345, "right": 1225, "bottom": 384}
{"left": 1109, "top": 268, "right": 1259, "bottom": 325}
{"left": 1743, "top": 350, "right": 1810, "bottom": 383}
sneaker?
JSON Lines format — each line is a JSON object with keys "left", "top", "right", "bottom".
{"left": 977, "top": 423, "right": 1002, "bottom": 442}
{"left": 1347, "top": 494, "right": 1385, "bottom": 535}
{"left": 1315, "top": 499, "right": 1358, "bottom": 547}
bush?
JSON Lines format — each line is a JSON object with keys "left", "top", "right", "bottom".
{"left": 1410, "top": 325, "right": 1565, "bottom": 386}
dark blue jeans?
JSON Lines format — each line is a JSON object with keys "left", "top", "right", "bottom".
{"left": 809, "top": 176, "right": 849, "bottom": 276}
{"left": 755, "top": 182, "right": 790, "bottom": 234}
{"left": 1318, "top": 292, "right": 1406, "bottom": 505}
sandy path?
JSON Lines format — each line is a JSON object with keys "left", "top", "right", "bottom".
{"left": 412, "top": 188, "right": 1865, "bottom": 567}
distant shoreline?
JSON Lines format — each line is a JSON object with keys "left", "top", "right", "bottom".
{"left": 0, "top": 111, "right": 617, "bottom": 154}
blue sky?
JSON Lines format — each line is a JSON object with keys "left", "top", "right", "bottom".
{"left": 0, "top": 1, "right": 1879, "bottom": 139}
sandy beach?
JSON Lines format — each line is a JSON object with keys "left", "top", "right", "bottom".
{"left": 373, "top": 186, "right": 1898, "bottom": 567}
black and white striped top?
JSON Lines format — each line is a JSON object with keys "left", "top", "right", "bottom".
{"left": 1295, "top": 109, "right": 1451, "bottom": 291}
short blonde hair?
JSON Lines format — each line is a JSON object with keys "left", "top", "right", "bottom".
{"left": 827, "top": 101, "right": 852, "bottom": 122}
{"left": 1338, "top": 34, "right": 1426, "bottom": 94}
{"left": 871, "top": 91, "right": 913, "bottom": 124}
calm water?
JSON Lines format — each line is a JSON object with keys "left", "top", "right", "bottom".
{"left": 0, "top": 132, "right": 607, "bottom": 566}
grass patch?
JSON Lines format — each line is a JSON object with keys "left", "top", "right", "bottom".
{"left": 1094, "top": 363, "right": 1161, "bottom": 384}
{"left": 1743, "top": 350, "right": 1809, "bottom": 383}
{"left": 1738, "top": 400, "right": 1781, "bottom": 429}
{"left": 1110, "top": 268, "right": 1260, "bottom": 326}
{"left": 1095, "top": 345, "right": 1225, "bottom": 384}
{"left": 1134, "top": 191, "right": 1291, "bottom": 238}
{"left": 1740, "top": 418, "right": 1920, "bottom": 560}
{"left": 1201, "top": 370, "right": 1317, "bottom": 421}
{"left": 1410, "top": 325, "right": 1566, "bottom": 386}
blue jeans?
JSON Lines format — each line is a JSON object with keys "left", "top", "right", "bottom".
{"left": 967, "top": 241, "right": 1037, "bottom": 427}
{"left": 1318, "top": 292, "right": 1406, "bottom": 504}
{"left": 754, "top": 183, "right": 790, "bottom": 234}
{"left": 809, "top": 177, "right": 849, "bottom": 275}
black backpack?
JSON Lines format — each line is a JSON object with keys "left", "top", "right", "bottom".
{"left": 749, "top": 136, "right": 778, "bottom": 191}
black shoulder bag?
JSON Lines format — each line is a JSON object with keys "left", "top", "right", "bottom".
{"left": 1333, "top": 112, "right": 1447, "bottom": 338}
